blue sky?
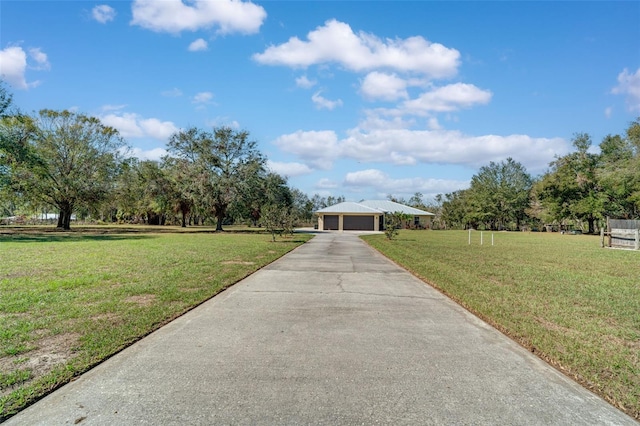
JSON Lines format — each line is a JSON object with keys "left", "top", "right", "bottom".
{"left": 2, "top": 1, "right": 639, "bottom": 202}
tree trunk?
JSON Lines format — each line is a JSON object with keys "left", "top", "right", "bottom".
{"left": 587, "top": 217, "right": 595, "bottom": 234}
{"left": 56, "top": 209, "right": 64, "bottom": 228}
{"left": 57, "top": 203, "right": 73, "bottom": 230}
{"left": 216, "top": 212, "right": 224, "bottom": 231}
{"left": 63, "top": 210, "right": 72, "bottom": 230}
{"left": 214, "top": 203, "right": 227, "bottom": 231}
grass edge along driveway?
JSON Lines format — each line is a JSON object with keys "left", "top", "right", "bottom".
{"left": 362, "top": 230, "right": 640, "bottom": 421}
{"left": 0, "top": 230, "right": 311, "bottom": 420}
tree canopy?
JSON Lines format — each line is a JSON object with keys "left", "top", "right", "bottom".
{"left": 437, "top": 120, "right": 640, "bottom": 232}
{"left": 165, "top": 126, "right": 266, "bottom": 231}
{"left": 9, "top": 109, "right": 127, "bottom": 229}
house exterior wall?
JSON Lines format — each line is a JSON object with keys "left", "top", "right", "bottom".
{"left": 317, "top": 214, "right": 381, "bottom": 231}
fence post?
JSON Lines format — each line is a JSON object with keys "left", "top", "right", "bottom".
{"left": 635, "top": 229, "right": 639, "bottom": 251}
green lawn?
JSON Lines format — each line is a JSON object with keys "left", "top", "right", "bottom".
{"left": 362, "top": 230, "right": 640, "bottom": 420}
{"left": 0, "top": 228, "right": 311, "bottom": 420}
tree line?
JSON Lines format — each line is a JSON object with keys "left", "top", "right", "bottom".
{"left": 392, "top": 120, "right": 639, "bottom": 233}
{"left": 0, "top": 83, "right": 340, "bottom": 231}
{"left": 2, "top": 82, "right": 638, "bottom": 233}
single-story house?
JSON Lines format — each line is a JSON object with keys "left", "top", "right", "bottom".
{"left": 315, "top": 200, "right": 435, "bottom": 231}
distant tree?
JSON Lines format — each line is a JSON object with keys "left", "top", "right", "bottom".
{"left": 597, "top": 120, "right": 640, "bottom": 219}
{"left": 537, "top": 133, "right": 604, "bottom": 233}
{"left": 440, "top": 189, "right": 473, "bottom": 229}
{"left": 239, "top": 171, "right": 292, "bottom": 226}
{"left": 466, "top": 158, "right": 533, "bottom": 230}
{"left": 291, "top": 188, "right": 314, "bottom": 225}
{"left": 325, "top": 195, "right": 345, "bottom": 207}
{"left": 166, "top": 126, "right": 265, "bottom": 231}
{"left": 10, "top": 110, "right": 127, "bottom": 230}
{"left": 311, "top": 194, "right": 327, "bottom": 211}
{"left": 162, "top": 157, "right": 201, "bottom": 227}
{"left": 408, "top": 192, "right": 424, "bottom": 208}
{"left": 310, "top": 194, "right": 345, "bottom": 212}
{"left": 0, "top": 83, "right": 39, "bottom": 193}
{"left": 139, "top": 160, "right": 175, "bottom": 225}
{"left": 387, "top": 194, "right": 408, "bottom": 205}
{"left": 0, "top": 80, "right": 13, "bottom": 118}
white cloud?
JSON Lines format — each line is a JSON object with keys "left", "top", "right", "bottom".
{"left": 604, "top": 106, "right": 613, "bottom": 118}
{"left": 358, "top": 110, "right": 416, "bottom": 131}
{"left": 192, "top": 91, "right": 214, "bottom": 104}
{"left": 0, "top": 46, "right": 51, "bottom": 89}
{"left": 0, "top": 46, "right": 30, "bottom": 89}
{"left": 101, "top": 104, "right": 127, "bottom": 112}
{"left": 427, "top": 117, "right": 442, "bottom": 130}
{"left": 273, "top": 127, "right": 568, "bottom": 174}
{"left": 253, "top": 19, "right": 460, "bottom": 78}
{"left": 28, "top": 48, "right": 50, "bottom": 70}
{"left": 92, "top": 5, "right": 116, "bottom": 24}
{"left": 344, "top": 169, "right": 469, "bottom": 198}
{"left": 311, "top": 91, "right": 343, "bottom": 110}
{"left": 101, "top": 112, "right": 178, "bottom": 140}
{"left": 206, "top": 117, "right": 240, "bottom": 128}
{"left": 340, "top": 128, "right": 567, "bottom": 172}
{"left": 295, "top": 75, "right": 316, "bottom": 89}
{"left": 402, "top": 83, "right": 492, "bottom": 114}
{"left": 129, "top": 147, "right": 168, "bottom": 161}
{"left": 188, "top": 38, "right": 208, "bottom": 52}
{"left": 611, "top": 67, "right": 640, "bottom": 111}
{"left": 131, "top": 0, "right": 266, "bottom": 35}
{"left": 316, "top": 178, "right": 338, "bottom": 189}
{"left": 360, "top": 72, "right": 409, "bottom": 101}
{"left": 161, "top": 88, "right": 183, "bottom": 97}
{"left": 273, "top": 130, "right": 339, "bottom": 170}
{"left": 101, "top": 113, "right": 144, "bottom": 138}
{"left": 139, "top": 118, "right": 180, "bottom": 140}
{"left": 266, "top": 160, "right": 313, "bottom": 177}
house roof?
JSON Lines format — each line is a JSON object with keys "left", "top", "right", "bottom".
{"left": 315, "top": 202, "right": 383, "bottom": 214}
{"left": 359, "top": 200, "right": 434, "bottom": 216}
{"left": 315, "top": 200, "right": 434, "bottom": 216}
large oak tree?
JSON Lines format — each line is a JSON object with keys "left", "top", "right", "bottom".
{"left": 12, "top": 110, "right": 127, "bottom": 230}
{"left": 166, "top": 126, "right": 265, "bottom": 231}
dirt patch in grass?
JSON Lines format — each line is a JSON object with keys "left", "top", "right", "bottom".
{"left": 534, "top": 317, "right": 577, "bottom": 335}
{"left": 124, "top": 294, "right": 157, "bottom": 306}
{"left": 0, "top": 333, "right": 79, "bottom": 397}
{"left": 1, "top": 267, "right": 56, "bottom": 281}
{"left": 604, "top": 334, "right": 640, "bottom": 351}
{"left": 221, "top": 260, "right": 255, "bottom": 265}
{"left": 89, "top": 312, "right": 123, "bottom": 325}
{"left": 24, "top": 334, "right": 79, "bottom": 376}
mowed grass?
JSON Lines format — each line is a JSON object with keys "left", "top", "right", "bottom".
{"left": 362, "top": 230, "right": 640, "bottom": 420}
{"left": 0, "top": 229, "right": 311, "bottom": 420}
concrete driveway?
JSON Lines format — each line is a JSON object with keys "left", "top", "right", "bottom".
{"left": 5, "top": 232, "right": 636, "bottom": 425}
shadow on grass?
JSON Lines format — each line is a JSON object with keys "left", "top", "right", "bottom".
{"left": 0, "top": 234, "right": 156, "bottom": 243}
